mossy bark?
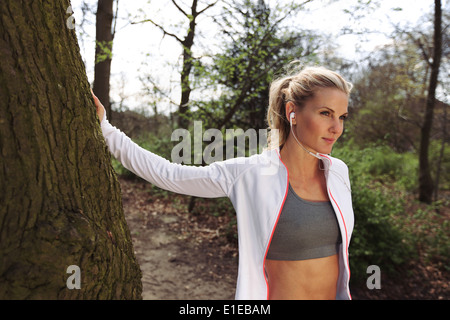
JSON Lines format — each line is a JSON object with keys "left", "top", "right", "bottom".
{"left": 0, "top": 0, "right": 142, "bottom": 299}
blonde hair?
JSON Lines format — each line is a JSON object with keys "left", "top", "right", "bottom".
{"left": 266, "top": 63, "right": 353, "bottom": 149}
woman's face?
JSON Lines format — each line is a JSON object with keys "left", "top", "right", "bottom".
{"left": 290, "top": 88, "right": 349, "bottom": 155}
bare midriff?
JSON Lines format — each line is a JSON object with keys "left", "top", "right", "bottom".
{"left": 265, "top": 254, "right": 339, "bottom": 300}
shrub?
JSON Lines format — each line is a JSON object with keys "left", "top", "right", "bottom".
{"left": 348, "top": 180, "right": 416, "bottom": 284}
{"left": 333, "top": 145, "right": 417, "bottom": 283}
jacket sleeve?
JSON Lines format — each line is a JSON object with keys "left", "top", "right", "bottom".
{"left": 100, "top": 117, "right": 233, "bottom": 198}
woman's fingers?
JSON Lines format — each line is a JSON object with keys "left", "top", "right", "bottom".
{"left": 91, "top": 88, "right": 105, "bottom": 122}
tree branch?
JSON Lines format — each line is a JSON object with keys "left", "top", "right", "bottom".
{"left": 171, "top": 0, "right": 189, "bottom": 17}
{"left": 131, "top": 18, "right": 183, "bottom": 43}
{"left": 197, "top": 0, "right": 218, "bottom": 15}
{"left": 112, "top": 0, "right": 119, "bottom": 39}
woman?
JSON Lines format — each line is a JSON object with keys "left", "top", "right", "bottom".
{"left": 93, "top": 64, "right": 354, "bottom": 300}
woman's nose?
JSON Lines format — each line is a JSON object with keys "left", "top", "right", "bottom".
{"left": 329, "top": 118, "right": 343, "bottom": 135}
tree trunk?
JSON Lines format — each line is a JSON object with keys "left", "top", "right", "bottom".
{"left": 418, "top": 0, "right": 442, "bottom": 204}
{"left": 93, "top": 0, "right": 114, "bottom": 121}
{"left": 0, "top": 0, "right": 142, "bottom": 299}
{"left": 177, "top": 0, "right": 198, "bottom": 129}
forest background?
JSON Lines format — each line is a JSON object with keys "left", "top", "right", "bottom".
{"left": 75, "top": 0, "right": 449, "bottom": 299}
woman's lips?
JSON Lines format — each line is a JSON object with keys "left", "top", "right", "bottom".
{"left": 322, "top": 138, "right": 335, "bottom": 144}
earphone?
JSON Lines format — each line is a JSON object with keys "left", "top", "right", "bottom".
{"left": 289, "top": 112, "right": 322, "bottom": 160}
{"left": 290, "top": 112, "right": 295, "bottom": 121}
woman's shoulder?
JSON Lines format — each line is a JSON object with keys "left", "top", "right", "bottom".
{"left": 215, "top": 148, "right": 283, "bottom": 178}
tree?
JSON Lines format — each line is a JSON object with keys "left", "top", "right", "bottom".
{"left": 93, "top": 0, "right": 119, "bottom": 121}
{"left": 0, "top": 0, "right": 142, "bottom": 299}
{"left": 348, "top": 43, "right": 427, "bottom": 152}
{"left": 347, "top": 1, "right": 448, "bottom": 202}
{"left": 133, "top": 0, "right": 218, "bottom": 129}
{"left": 418, "top": 0, "right": 443, "bottom": 203}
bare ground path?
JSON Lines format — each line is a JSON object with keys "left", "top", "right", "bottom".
{"left": 120, "top": 177, "right": 238, "bottom": 300}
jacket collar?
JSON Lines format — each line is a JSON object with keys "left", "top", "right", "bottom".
{"left": 263, "top": 147, "right": 334, "bottom": 171}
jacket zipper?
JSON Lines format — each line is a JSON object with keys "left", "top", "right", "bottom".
{"left": 319, "top": 155, "right": 351, "bottom": 299}
{"left": 328, "top": 188, "right": 352, "bottom": 299}
{"left": 263, "top": 149, "right": 290, "bottom": 300}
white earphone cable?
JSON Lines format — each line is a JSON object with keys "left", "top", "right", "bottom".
{"left": 289, "top": 113, "right": 322, "bottom": 160}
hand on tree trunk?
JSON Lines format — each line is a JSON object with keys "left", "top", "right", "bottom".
{"left": 92, "top": 89, "right": 106, "bottom": 122}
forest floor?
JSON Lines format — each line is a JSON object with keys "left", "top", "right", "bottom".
{"left": 119, "top": 176, "right": 449, "bottom": 300}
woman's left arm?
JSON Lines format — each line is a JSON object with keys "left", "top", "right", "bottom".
{"left": 92, "top": 92, "right": 234, "bottom": 199}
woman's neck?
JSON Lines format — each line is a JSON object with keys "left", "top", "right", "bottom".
{"left": 280, "top": 136, "right": 322, "bottom": 182}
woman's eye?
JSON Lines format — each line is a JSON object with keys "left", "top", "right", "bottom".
{"left": 320, "top": 111, "right": 348, "bottom": 120}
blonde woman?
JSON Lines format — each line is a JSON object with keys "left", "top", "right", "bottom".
{"left": 93, "top": 64, "right": 354, "bottom": 300}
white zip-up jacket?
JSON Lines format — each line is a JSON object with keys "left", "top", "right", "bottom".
{"left": 101, "top": 117, "right": 354, "bottom": 300}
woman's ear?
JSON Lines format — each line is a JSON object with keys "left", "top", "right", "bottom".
{"left": 285, "top": 101, "right": 296, "bottom": 124}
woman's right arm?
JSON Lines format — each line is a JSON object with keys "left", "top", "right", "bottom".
{"left": 92, "top": 92, "right": 233, "bottom": 199}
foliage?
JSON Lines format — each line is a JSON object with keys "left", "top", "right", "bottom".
{"left": 349, "top": 180, "right": 415, "bottom": 283}
{"left": 95, "top": 40, "right": 114, "bottom": 64}
{"left": 403, "top": 200, "right": 450, "bottom": 269}
{"left": 189, "top": 0, "right": 324, "bottom": 131}
{"left": 347, "top": 42, "right": 428, "bottom": 152}
{"left": 334, "top": 143, "right": 419, "bottom": 191}
{"left": 429, "top": 139, "right": 450, "bottom": 192}
{"left": 332, "top": 143, "right": 450, "bottom": 283}
{"left": 332, "top": 145, "right": 418, "bottom": 282}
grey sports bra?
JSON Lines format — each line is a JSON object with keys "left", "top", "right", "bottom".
{"left": 266, "top": 183, "right": 342, "bottom": 261}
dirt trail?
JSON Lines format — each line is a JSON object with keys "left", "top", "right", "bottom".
{"left": 120, "top": 177, "right": 238, "bottom": 300}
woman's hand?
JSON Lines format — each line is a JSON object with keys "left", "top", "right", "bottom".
{"left": 91, "top": 89, "right": 105, "bottom": 122}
